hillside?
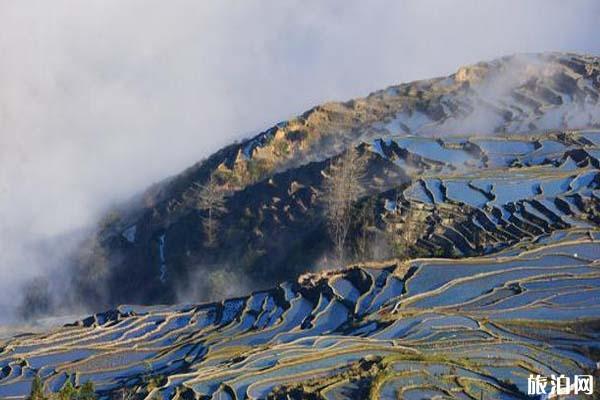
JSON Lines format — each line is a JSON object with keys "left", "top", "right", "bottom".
{"left": 3, "top": 51, "right": 600, "bottom": 399}
{"left": 55, "top": 52, "right": 600, "bottom": 313}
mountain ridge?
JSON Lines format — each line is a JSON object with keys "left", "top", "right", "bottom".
{"left": 107, "top": 51, "right": 600, "bottom": 220}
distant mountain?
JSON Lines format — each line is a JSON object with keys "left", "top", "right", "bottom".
{"left": 59, "top": 52, "right": 600, "bottom": 311}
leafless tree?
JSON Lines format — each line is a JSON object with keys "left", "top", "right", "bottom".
{"left": 323, "top": 147, "right": 367, "bottom": 265}
{"left": 112, "top": 387, "right": 136, "bottom": 400}
{"left": 353, "top": 198, "right": 376, "bottom": 261}
{"left": 192, "top": 174, "right": 227, "bottom": 247}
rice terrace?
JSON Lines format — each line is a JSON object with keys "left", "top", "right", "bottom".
{"left": 2, "top": 126, "right": 600, "bottom": 398}
{"left": 1, "top": 7, "right": 600, "bottom": 400}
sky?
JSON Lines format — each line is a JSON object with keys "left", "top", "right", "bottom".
{"left": 0, "top": 0, "right": 599, "bottom": 321}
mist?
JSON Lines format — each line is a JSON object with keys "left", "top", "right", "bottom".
{"left": 1, "top": 0, "right": 599, "bottom": 323}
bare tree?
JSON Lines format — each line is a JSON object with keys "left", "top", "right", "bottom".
{"left": 323, "top": 147, "right": 367, "bottom": 265}
{"left": 192, "top": 175, "right": 227, "bottom": 247}
{"left": 112, "top": 387, "right": 136, "bottom": 400}
{"left": 353, "top": 198, "right": 376, "bottom": 261}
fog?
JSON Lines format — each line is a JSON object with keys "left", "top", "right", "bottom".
{"left": 1, "top": 0, "right": 599, "bottom": 323}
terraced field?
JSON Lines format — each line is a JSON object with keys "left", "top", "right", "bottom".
{"left": 375, "top": 130, "right": 600, "bottom": 258}
{"left": 4, "top": 54, "right": 600, "bottom": 398}
{"left": 1, "top": 229, "right": 598, "bottom": 399}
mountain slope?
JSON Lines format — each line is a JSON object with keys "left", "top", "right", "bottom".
{"left": 61, "top": 52, "right": 600, "bottom": 312}
{"left": 4, "top": 52, "right": 600, "bottom": 400}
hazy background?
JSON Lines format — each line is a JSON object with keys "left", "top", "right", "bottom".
{"left": 1, "top": 0, "right": 599, "bottom": 323}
